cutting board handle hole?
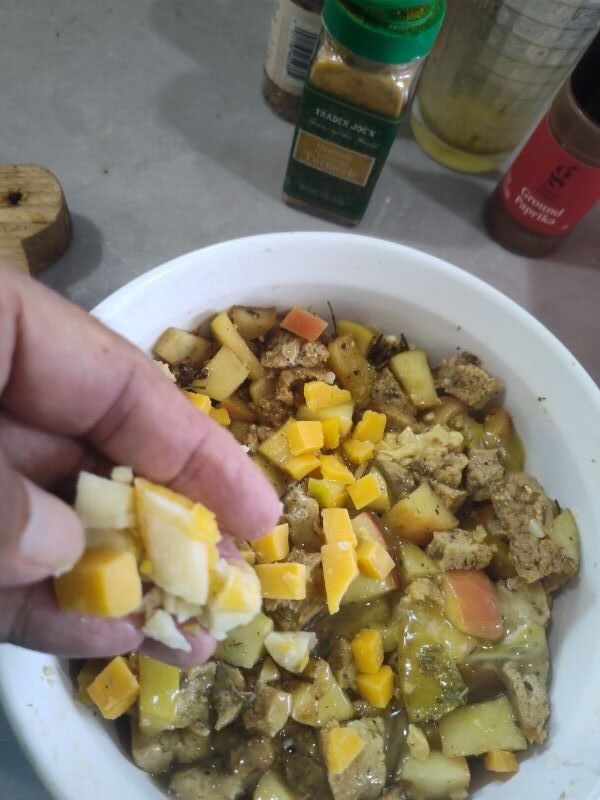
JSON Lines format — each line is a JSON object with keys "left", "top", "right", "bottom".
{"left": 7, "top": 191, "right": 23, "bottom": 206}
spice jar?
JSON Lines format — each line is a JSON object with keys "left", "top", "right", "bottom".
{"left": 263, "top": 0, "right": 325, "bottom": 124}
{"left": 283, "top": 0, "right": 446, "bottom": 226}
{"left": 410, "top": 0, "right": 600, "bottom": 173}
{"left": 485, "top": 32, "right": 600, "bottom": 257}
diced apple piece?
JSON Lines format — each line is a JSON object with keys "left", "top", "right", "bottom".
{"left": 336, "top": 320, "right": 377, "bottom": 357}
{"left": 549, "top": 508, "right": 580, "bottom": 568}
{"left": 135, "top": 478, "right": 219, "bottom": 605}
{"left": 386, "top": 484, "right": 458, "bottom": 546}
{"left": 189, "top": 346, "right": 249, "bottom": 401}
{"left": 211, "top": 311, "right": 264, "bottom": 380}
{"left": 400, "top": 752, "right": 470, "bottom": 800}
{"left": 328, "top": 335, "right": 373, "bottom": 406}
{"left": 249, "top": 374, "right": 276, "bottom": 404}
{"left": 390, "top": 350, "right": 440, "bottom": 409}
{"left": 251, "top": 453, "right": 291, "bottom": 498}
{"left": 75, "top": 471, "right": 136, "bottom": 530}
{"left": 441, "top": 570, "right": 503, "bottom": 641}
{"left": 254, "top": 772, "right": 296, "bottom": 800}
{"left": 308, "top": 478, "right": 348, "bottom": 509}
{"left": 138, "top": 654, "right": 180, "bottom": 732}
{"left": 214, "top": 612, "right": 274, "bottom": 669}
{"left": 230, "top": 305, "right": 277, "bottom": 340}
{"left": 367, "top": 467, "right": 391, "bottom": 512}
{"left": 342, "top": 512, "right": 399, "bottom": 604}
{"left": 397, "top": 540, "right": 440, "bottom": 588}
{"left": 220, "top": 392, "right": 256, "bottom": 423}
{"left": 439, "top": 696, "right": 527, "bottom": 757}
{"left": 152, "top": 327, "right": 212, "bottom": 366}
{"left": 280, "top": 307, "right": 328, "bottom": 342}
{"left": 258, "top": 421, "right": 294, "bottom": 468}
{"left": 291, "top": 660, "right": 353, "bottom": 726}
{"left": 297, "top": 401, "right": 355, "bottom": 437}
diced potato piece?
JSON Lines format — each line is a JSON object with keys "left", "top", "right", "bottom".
{"left": 407, "top": 724, "right": 430, "bottom": 761}
{"left": 220, "top": 392, "right": 256, "bottom": 422}
{"left": 265, "top": 631, "right": 316, "bottom": 673}
{"left": 356, "top": 540, "right": 395, "bottom": 580}
{"left": 550, "top": 508, "right": 580, "bottom": 567}
{"left": 87, "top": 656, "right": 139, "bottom": 720}
{"left": 304, "top": 381, "right": 352, "bottom": 412}
{"left": 482, "top": 408, "right": 525, "bottom": 472}
{"left": 484, "top": 750, "right": 519, "bottom": 773}
{"left": 322, "top": 418, "right": 341, "bottom": 450}
{"left": 336, "top": 320, "right": 377, "bottom": 356}
{"left": 322, "top": 508, "right": 357, "bottom": 546}
{"left": 351, "top": 629, "right": 383, "bottom": 674}
{"left": 342, "top": 438, "right": 374, "bottom": 465}
{"left": 211, "top": 311, "right": 264, "bottom": 380}
{"left": 386, "top": 484, "right": 458, "bottom": 546}
{"left": 291, "top": 660, "right": 354, "bottom": 726}
{"left": 251, "top": 453, "right": 291, "bottom": 498}
{"left": 355, "top": 665, "right": 394, "bottom": 709}
{"left": 138, "top": 654, "right": 180, "bottom": 732}
{"left": 308, "top": 478, "right": 348, "bottom": 509}
{"left": 287, "top": 420, "right": 324, "bottom": 455}
{"left": 328, "top": 335, "right": 373, "bottom": 407}
{"left": 439, "top": 697, "right": 527, "bottom": 757}
{"left": 76, "top": 660, "right": 105, "bottom": 704}
{"left": 258, "top": 421, "right": 294, "bottom": 468}
{"left": 215, "top": 612, "right": 274, "bottom": 668}
{"left": 390, "top": 350, "right": 440, "bottom": 409}
{"left": 253, "top": 771, "right": 296, "bottom": 800}
{"left": 319, "top": 454, "right": 355, "bottom": 485}
{"left": 252, "top": 523, "right": 290, "bottom": 563}
{"left": 284, "top": 454, "right": 321, "bottom": 480}
{"left": 397, "top": 540, "right": 440, "bottom": 588}
{"left": 348, "top": 474, "right": 383, "bottom": 510}
{"left": 135, "top": 478, "right": 219, "bottom": 605}
{"left": 152, "top": 327, "right": 212, "bottom": 366}
{"left": 258, "top": 658, "right": 281, "bottom": 684}
{"left": 210, "top": 407, "right": 231, "bottom": 426}
{"left": 230, "top": 305, "right": 277, "bottom": 340}
{"left": 441, "top": 570, "right": 503, "bottom": 641}
{"left": 75, "top": 471, "right": 135, "bottom": 530}
{"left": 353, "top": 410, "right": 386, "bottom": 443}
{"left": 297, "top": 401, "right": 355, "bottom": 437}
{"left": 281, "top": 307, "right": 328, "bottom": 342}
{"left": 183, "top": 390, "right": 212, "bottom": 414}
{"left": 189, "top": 346, "right": 249, "bottom": 401}
{"left": 367, "top": 467, "right": 391, "bottom": 512}
{"left": 255, "top": 562, "right": 307, "bottom": 600}
{"left": 322, "top": 542, "right": 359, "bottom": 613}
{"left": 249, "top": 374, "right": 276, "bottom": 404}
{"left": 54, "top": 548, "right": 142, "bottom": 617}
{"left": 322, "top": 727, "right": 365, "bottom": 775}
{"left": 400, "top": 752, "right": 470, "bottom": 800}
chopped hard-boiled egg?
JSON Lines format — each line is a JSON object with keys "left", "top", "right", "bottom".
{"left": 264, "top": 631, "right": 316, "bottom": 674}
{"left": 142, "top": 609, "right": 192, "bottom": 652}
{"left": 75, "top": 471, "right": 136, "bottom": 529}
{"left": 205, "top": 559, "right": 262, "bottom": 638}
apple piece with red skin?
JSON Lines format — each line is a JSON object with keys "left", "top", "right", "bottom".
{"left": 341, "top": 512, "right": 399, "bottom": 605}
{"left": 280, "top": 307, "right": 328, "bottom": 343}
{"left": 441, "top": 569, "right": 504, "bottom": 641}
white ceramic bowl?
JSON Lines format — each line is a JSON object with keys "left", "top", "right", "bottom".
{"left": 1, "top": 232, "right": 599, "bottom": 800}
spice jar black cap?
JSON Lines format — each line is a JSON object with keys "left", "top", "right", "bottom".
{"left": 571, "top": 30, "right": 600, "bottom": 126}
{"left": 322, "top": 0, "right": 446, "bottom": 64}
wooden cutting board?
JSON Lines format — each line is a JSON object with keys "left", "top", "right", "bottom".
{"left": 0, "top": 164, "right": 72, "bottom": 274}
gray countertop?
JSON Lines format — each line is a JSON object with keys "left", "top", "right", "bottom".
{"left": 1, "top": 0, "right": 599, "bottom": 797}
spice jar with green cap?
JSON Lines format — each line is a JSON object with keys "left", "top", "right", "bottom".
{"left": 283, "top": 0, "right": 445, "bottom": 225}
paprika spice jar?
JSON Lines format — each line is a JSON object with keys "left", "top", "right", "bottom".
{"left": 283, "top": 0, "right": 445, "bottom": 226}
{"left": 485, "top": 32, "right": 600, "bottom": 257}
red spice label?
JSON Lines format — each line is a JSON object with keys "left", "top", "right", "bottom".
{"left": 500, "top": 117, "right": 600, "bottom": 235}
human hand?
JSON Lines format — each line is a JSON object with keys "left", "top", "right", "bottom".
{"left": 0, "top": 263, "right": 280, "bottom": 666}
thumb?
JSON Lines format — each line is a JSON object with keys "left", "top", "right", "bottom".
{"left": 0, "top": 448, "right": 84, "bottom": 587}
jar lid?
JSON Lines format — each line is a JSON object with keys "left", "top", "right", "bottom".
{"left": 322, "top": 0, "right": 445, "bottom": 64}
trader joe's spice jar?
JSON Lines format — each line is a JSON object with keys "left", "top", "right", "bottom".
{"left": 283, "top": 0, "right": 445, "bottom": 226}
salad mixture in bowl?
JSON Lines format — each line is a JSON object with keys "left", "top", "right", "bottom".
{"left": 65, "top": 302, "right": 580, "bottom": 800}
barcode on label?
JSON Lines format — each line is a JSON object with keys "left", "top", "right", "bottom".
{"left": 286, "top": 21, "right": 319, "bottom": 83}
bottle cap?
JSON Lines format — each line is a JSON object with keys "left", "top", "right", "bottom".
{"left": 571, "top": 31, "right": 600, "bottom": 126}
{"left": 322, "top": 0, "right": 445, "bottom": 64}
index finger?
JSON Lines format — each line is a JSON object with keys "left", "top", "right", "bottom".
{"left": 0, "top": 264, "right": 280, "bottom": 539}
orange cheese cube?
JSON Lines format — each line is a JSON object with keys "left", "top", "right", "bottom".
{"left": 353, "top": 410, "right": 387, "bottom": 444}
{"left": 287, "top": 420, "right": 324, "bottom": 455}
{"left": 322, "top": 727, "right": 365, "bottom": 775}
{"left": 284, "top": 453, "right": 321, "bottom": 480}
{"left": 308, "top": 478, "right": 348, "bottom": 509}
{"left": 319, "top": 454, "right": 355, "bottom": 485}
{"left": 322, "top": 508, "right": 357, "bottom": 546}
{"left": 183, "top": 390, "right": 212, "bottom": 414}
{"left": 255, "top": 562, "right": 307, "bottom": 600}
{"left": 76, "top": 660, "right": 105, "bottom": 705}
{"left": 351, "top": 629, "right": 384, "bottom": 674}
{"left": 342, "top": 438, "right": 374, "bottom": 465}
{"left": 356, "top": 540, "right": 395, "bottom": 580}
{"left": 304, "top": 381, "right": 352, "bottom": 411}
{"left": 355, "top": 665, "right": 394, "bottom": 709}
{"left": 321, "top": 418, "right": 341, "bottom": 450}
{"left": 252, "top": 523, "right": 290, "bottom": 563}
{"left": 210, "top": 406, "right": 231, "bottom": 426}
{"left": 347, "top": 474, "right": 383, "bottom": 510}
{"left": 321, "top": 542, "right": 359, "bottom": 614}
{"left": 484, "top": 750, "right": 519, "bottom": 773}
{"left": 86, "top": 656, "right": 139, "bottom": 720}
{"left": 54, "top": 548, "right": 142, "bottom": 617}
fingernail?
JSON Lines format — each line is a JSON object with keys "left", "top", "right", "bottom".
{"left": 20, "top": 479, "right": 85, "bottom": 577}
